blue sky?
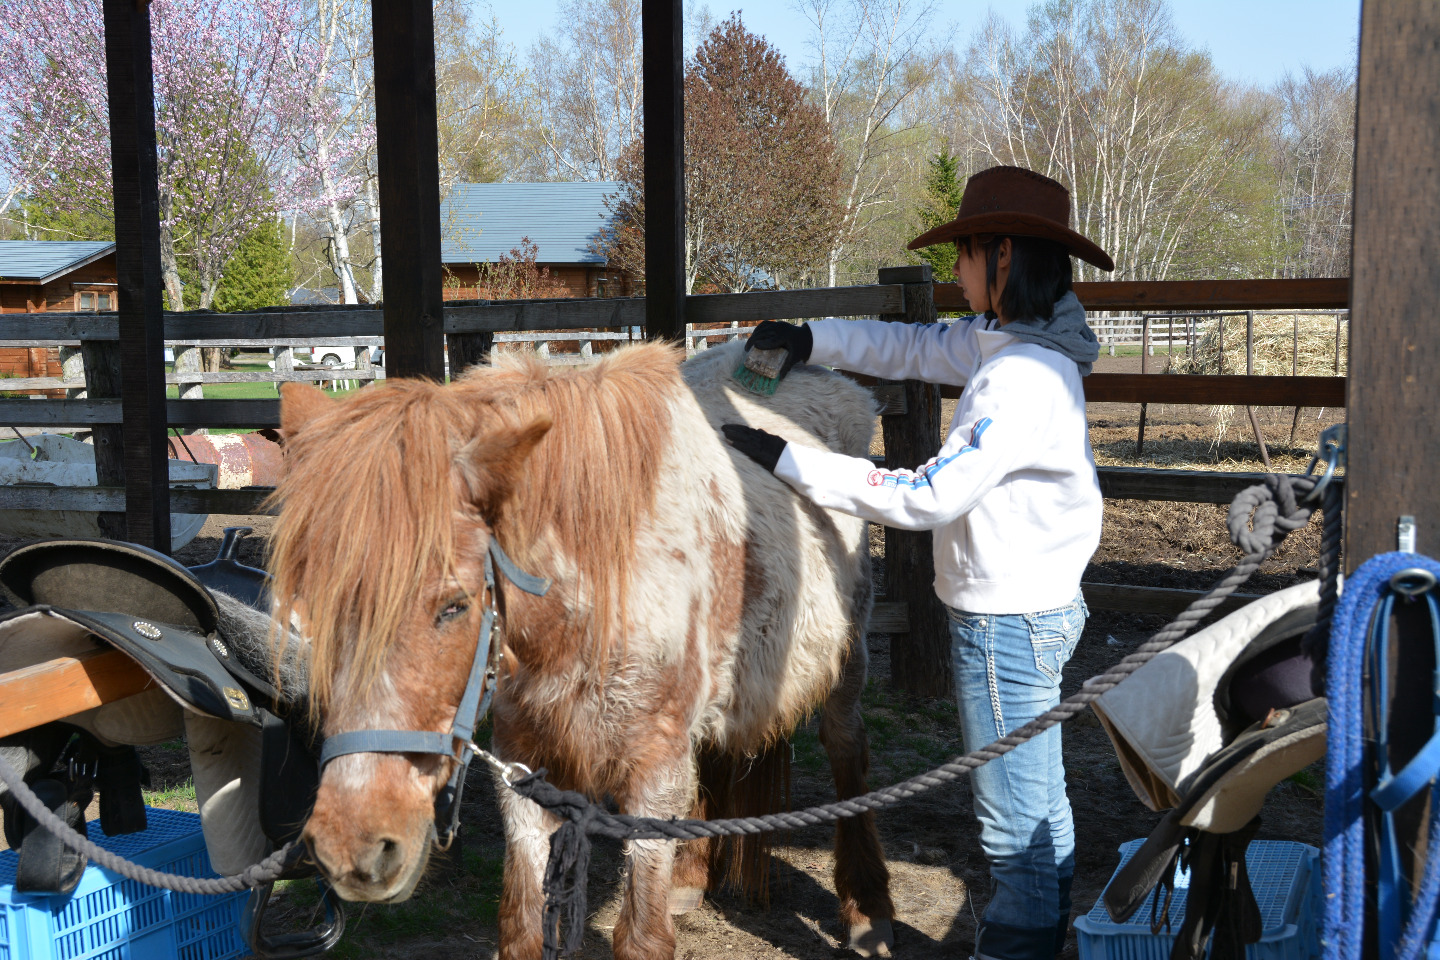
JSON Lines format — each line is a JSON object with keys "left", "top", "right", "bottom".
{"left": 488, "top": 0, "right": 1360, "bottom": 88}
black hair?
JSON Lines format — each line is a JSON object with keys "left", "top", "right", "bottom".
{"left": 956, "top": 235, "right": 1073, "bottom": 322}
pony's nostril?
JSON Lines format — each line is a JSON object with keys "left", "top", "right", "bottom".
{"left": 352, "top": 836, "right": 405, "bottom": 886}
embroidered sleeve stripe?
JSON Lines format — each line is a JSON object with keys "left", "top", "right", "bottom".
{"left": 860, "top": 418, "right": 994, "bottom": 491}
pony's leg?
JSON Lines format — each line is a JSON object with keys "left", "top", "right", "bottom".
{"left": 668, "top": 807, "right": 711, "bottom": 914}
{"left": 496, "top": 773, "right": 558, "bottom": 960}
{"left": 669, "top": 748, "right": 726, "bottom": 914}
{"left": 614, "top": 754, "right": 694, "bottom": 960}
{"left": 819, "top": 643, "right": 896, "bottom": 957}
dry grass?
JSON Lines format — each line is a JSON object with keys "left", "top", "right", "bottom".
{"left": 1167, "top": 314, "right": 1347, "bottom": 442}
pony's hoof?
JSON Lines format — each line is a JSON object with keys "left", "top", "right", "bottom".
{"left": 668, "top": 885, "right": 705, "bottom": 915}
{"left": 847, "top": 918, "right": 894, "bottom": 957}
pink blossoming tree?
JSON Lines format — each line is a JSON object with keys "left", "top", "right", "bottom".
{"left": 0, "top": 0, "right": 332, "bottom": 313}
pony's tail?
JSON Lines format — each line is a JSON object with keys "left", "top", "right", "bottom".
{"left": 697, "top": 739, "right": 792, "bottom": 905}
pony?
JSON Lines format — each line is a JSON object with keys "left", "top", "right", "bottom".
{"left": 272, "top": 339, "right": 895, "bottom": 959}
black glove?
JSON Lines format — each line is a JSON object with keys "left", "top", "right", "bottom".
{"left": 745, "top": 321, "right": 813, "bottom": 379}
{"left": 721, "top": 424, "right": 788, "bottom": 473}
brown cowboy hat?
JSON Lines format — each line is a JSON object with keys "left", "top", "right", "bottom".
{"left": 908, "top": 165, "right": 1115, "bottom": 272}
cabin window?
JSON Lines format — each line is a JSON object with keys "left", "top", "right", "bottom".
{"left": 79, "top": 292, "right": 94, "bottom": 310}
{"left": 97, "top": 293, "right": 111, "bottom": 310}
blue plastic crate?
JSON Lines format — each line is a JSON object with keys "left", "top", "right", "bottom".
{"left": 0, "top": 808, "right": 249, "bottom": 960}
{"left": 1075, "top": 839, "right": 1320, "bottom": 960}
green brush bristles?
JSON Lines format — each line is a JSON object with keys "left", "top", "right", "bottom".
{"left": 732, "top": 361, "right": 780, "bottom": 395}
{"left": 732, "top": 346, "right": 788, "bottom": 395}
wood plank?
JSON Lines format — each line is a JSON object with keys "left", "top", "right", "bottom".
{"left": 856, "top": 371, "right": 1347, "bottom": 410}
{"left": 102, "top": 0, "right": 171, "bottom": 551}
{"left": 0, "top": 647, "right": 154, "bottom": 740}
{"left": 1096, "top": 466, "right": 1345, "bottom": 504}
{"left": 1081, "top": 374, "right": 1346, "bottom": 407}
{"left": 642, "top": 0, "right": 685, "bottom": 341}
{"left": 0, "top": 399, "right": 280, "bottom": 428}
{"left": 934, "top": 278, "right": 1350, "bottom": 313}
{"left": 372, "top": 0, "right": 445, "bottom": 379}
{"left": 0, "top": 486, "right": 275, "bottom": 514}
{"left": 685, "top": 285, "right": 905, "bottom": 323}
{"left": 870, "top": 583, "right": 1267, "bottom": 633}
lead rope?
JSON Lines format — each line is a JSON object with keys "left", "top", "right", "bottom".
{"left": 0, "top": 472, "right": 1330, "bottom": 947}
{"left": 509, "top": 472, "right": 1328, "bottom": 959}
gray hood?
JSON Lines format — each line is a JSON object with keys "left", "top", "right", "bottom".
{"left": 999, "top": 290, "right": 1100, "bottom": 376}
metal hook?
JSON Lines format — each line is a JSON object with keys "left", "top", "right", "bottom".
{"left": 1302, "top": 423, "right": 1347, "bottom": 505}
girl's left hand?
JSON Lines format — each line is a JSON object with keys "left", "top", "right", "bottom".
{"left": 721, "top": 424, "right": 787, "bottom": 473}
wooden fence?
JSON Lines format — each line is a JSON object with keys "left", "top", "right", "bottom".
{"left": 0, "top": 271, "right": 1349, "bottom": 696}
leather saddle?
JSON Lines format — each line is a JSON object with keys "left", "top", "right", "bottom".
{"left": 1091, "top": 580, "right": 1326, "bottom": 960}
{"left": 0, "top": 529, "right": 340, "bottom": 957}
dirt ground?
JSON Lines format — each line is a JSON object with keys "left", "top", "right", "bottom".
{"left": 0, "top": 360, "right": 1334, "bottom": 957}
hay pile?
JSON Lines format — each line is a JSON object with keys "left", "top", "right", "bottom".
{"left": 1169, "top": 313, "right": 1347, "bottom": 377}
{"left": 1165, "top": 313, "right": 1347, "bottom": 442}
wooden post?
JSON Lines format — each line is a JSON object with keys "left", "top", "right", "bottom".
{"left": 642, "top": 0, "right": 685, "bottom": 342}
{"left": 1335, "top": 313, "right": 1343, "bottom": 373}
{"left": 372, "top": 0, "right": 445, "bottom": 380}
{"left": 102, "top": 0, "right": 170, "bottom": 551}
{"left": 448, "top": 332, "right": 493, "bottom": 377}
{"left": 877, "top": 264, "right": 948, "bottom": 698}
{"left": 1140, "top": 315, "right": 1149, "bottom": 372}
{"left": 1292, "top": 315, "right": 1299, "bottom": 376}
{"left": 1346, "top": 3, "right": 1440, "bottom": 946}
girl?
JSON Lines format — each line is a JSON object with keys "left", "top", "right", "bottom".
{"left": 722, "top": 165, "right": 1112, "bottom": 960}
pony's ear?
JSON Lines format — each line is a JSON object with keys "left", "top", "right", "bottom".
{"left": 457, "top": 415, "right": 553, "bottom": 510}
{"left": 279, "top": 382, "right": 333, "bottom": 436}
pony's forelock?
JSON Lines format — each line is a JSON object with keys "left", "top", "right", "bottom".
{"left": 270, "top": 343, "right": 683, "bottom": 718}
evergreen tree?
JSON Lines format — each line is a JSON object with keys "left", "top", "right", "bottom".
{"left": 213, "top": 218, "right": 293, "bottom": 312}
{"left": 914, "top": 149, "right": 963, "bottom": 282}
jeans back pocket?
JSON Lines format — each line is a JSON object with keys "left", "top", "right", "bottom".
{"left": 1024, "top": 601, "right": 1084, "bottom": 682}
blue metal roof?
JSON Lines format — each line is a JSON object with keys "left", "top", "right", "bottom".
{"left": 440, "top": 182, "right": 621, "bottom": 266}
{"left": 0, "top": 241, "right": 115, "bottom": 283}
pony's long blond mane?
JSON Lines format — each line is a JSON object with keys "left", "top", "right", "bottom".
{"left": 267, "top": 343, "right": 681, "bottom": 714}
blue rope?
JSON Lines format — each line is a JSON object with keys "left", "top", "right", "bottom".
{"left": 1325, "top": 551, "right": 1440, "bottom": 960}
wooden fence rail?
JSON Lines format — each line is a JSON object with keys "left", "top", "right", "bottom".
{"left": 0, "top": 274, "right": 1353, "bottom": 690}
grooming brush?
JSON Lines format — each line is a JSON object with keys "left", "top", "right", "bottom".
{"left": 732, "top": 346, "right": 790, "bottom": 396}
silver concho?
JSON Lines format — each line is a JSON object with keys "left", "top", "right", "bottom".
{"left": 133, "top": 621, "right": 163, "bottom": 640}
{"left": 209, "top": 636, "right": 230, "bottom": 659}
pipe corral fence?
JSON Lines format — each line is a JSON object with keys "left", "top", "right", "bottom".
{"left": 0, "top": 271, "right": 1349, "bottom": 695}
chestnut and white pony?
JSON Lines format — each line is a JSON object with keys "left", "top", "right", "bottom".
{"left": 273, "top": 340, "right": 894, "bottom": 959}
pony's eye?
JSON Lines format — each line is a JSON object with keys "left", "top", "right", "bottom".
{"left": 436, "top": 601, "right": 469, "bottom": 625}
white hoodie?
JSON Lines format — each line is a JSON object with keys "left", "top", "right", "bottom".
{"left": 773, "top": 314, "right": 1103, "bottom": 614}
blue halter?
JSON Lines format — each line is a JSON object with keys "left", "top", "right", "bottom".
{"left": 318, "top": 539, "right": 550, "bottom": 846}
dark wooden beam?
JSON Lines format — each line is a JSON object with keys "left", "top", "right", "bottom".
{"left": 1345, "top": 4, "right": 1440, "bottom": 568}
{"left": 371, "top": 0, "right": 445, "bottom": 379}
{"left": 642, "top": 0, "right": 685, "bottom": 341}
{"left": 875, "top": 264, "right": 949, "bottom": 699}
{"left": 1081, "top": 374, "right": 1346, "bottom": 407}
{"left": 935, "top": 278, "right": 1350, "bottom": 313}
{"left": 102, "top": 0, "right": 170, "bottom": 551}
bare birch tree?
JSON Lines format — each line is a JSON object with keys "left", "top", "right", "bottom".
{"left": 797, "top": 0, "right": 945, "bottom": 286}
{"left": 525, "top": 0, "right": 643, "bottom": 181}
{"left": 1271, "top": 67, "right": 1353, "bottom": 278}
{"left": 961, "top": 0, "right": 1268, "bottom": 282}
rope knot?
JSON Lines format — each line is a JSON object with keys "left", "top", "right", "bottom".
{"left": 1228, "top": 475, "right": 1315, "bottom": 557}
{"left": 511, "top": 769, "right": 600, "bottom": 960}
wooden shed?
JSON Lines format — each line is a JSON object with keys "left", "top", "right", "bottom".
{"left": 0, "top": 241, "right": 117, "bottom": 383}
{"left": 439, "top": 182, "right": 633, "bottom": 299}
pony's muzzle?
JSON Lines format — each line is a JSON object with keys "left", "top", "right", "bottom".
{"left": 303, "top": 757, "right": 438, "bottom": 902}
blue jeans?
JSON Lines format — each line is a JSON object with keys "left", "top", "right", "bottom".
{"left": 946, "top": 594, "right": 1087, "bottom": 960}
